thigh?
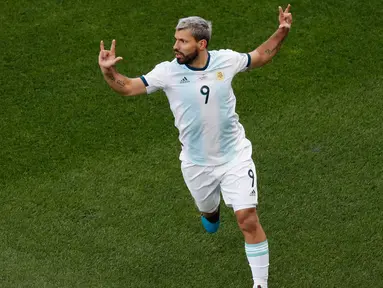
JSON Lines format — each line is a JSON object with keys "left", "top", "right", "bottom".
{"left": 181, "top": 161, "right": 221, "bottom": 213}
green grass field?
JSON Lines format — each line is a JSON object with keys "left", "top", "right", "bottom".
{"left": 1, "top": 0, "right": 382, "bottom": 287}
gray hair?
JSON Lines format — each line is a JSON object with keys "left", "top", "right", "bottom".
{"left": 176, "top": 16, "right": 212, "bottom": 47}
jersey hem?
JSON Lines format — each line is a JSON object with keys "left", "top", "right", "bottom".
{"left": 179, "top": 139, "right": 252, "bottom": 166}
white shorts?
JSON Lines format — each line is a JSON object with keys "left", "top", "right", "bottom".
{"left": 181, "top": 144, "right": 258, "bottom": 213}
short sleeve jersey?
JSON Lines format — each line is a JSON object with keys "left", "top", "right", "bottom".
{"left": 141, "top": 49, "right": 252, "bottom": 165}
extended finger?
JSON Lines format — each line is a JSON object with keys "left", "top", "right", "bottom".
{"left": 111, "top": 39, "right": 116, "bottom": 54}
{"left": 279, "top": 6, "right": 283, "bottom": 16}
{"left": 100, "top": 40, "right": 104, "bottom": 51}
{"left": 284, "top": 4, "right": 291, "bottom": 13}
{"left": 113, "top": 56, "right": 123, "bottom": 65}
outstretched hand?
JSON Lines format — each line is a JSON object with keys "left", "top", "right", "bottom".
{"left": 279, "top": 4, "right": 292, "bottom": 29}
{"left": 98, "top": 39, "right": 123, "bottom": 70}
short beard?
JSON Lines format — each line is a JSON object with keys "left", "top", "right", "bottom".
{"left": 176, "top": 50, "right": 199, "bottom": 65}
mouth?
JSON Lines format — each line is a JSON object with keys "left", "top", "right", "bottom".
{"left": 175, "top": 52, "right": 183, "bottom": 59}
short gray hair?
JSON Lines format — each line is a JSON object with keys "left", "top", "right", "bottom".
{"left": 176, "top": 16, "right": 212, "bottom": 47}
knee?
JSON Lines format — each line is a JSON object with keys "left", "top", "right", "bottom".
{"left": 236, "top": 208, "right": 260, "bottom": 233}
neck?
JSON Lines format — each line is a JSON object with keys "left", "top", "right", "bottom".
{"left": 188, "top": 50, "right": 209, "bottom": 69}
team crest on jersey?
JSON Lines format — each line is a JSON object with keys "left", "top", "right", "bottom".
{"left": 216, "top": 71, "right": 224, "bottom": 81}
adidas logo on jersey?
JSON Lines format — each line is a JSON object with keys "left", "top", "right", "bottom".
{"left": 180, "top": 77, "right": 190, "bottom": 84}
{"left": 250, "top": 190, "right": 257, "bottom": 196}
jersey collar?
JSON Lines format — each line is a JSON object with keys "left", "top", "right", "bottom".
{"left": 185, "top": 52, "right": 211, "bottom": 71}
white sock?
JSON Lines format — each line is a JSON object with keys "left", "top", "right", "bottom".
{"left": 245, "top": 240, "right": 269, "bottom": 288}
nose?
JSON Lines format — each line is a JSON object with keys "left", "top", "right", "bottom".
{"left": 173, "top": 41, "right": 179, "bottom": 51}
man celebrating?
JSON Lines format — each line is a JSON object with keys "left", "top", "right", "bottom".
{"left": 99, "top": 5, "right": 292, "bottom": 288}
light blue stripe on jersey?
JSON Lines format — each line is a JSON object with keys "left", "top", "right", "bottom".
{"left": 219, "top": 85, "right": 238, "bottom": 163}
{"left": 180, "top": 87, "right": 205, "bottom": 164}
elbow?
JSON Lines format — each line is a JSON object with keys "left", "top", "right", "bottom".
{"left": 257, "top": 54, "right": 273, "bottom": 68}
{"left": 119, "top": 80, "right": 133, "bottom": 96}
{"left": 121, "top": 88, "right": 132, "bottom": 97}
{"left": 111, "top": 86, "right": 131, "bottom": 97}
{"left": 251, "top": 58, "right": 269, "bottom": 69}
{"left": 261, "top": 58, "right": 272, "bottom": 67}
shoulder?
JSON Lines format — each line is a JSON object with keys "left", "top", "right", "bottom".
{"left": 152, "top": 60, "right": 172, "bottom": 71}
{"left": 207, "top": 49, "right": 242, "bottom": 69}
{"left": 209, "top": 49, "right": 251, "bottom": 73}
{"left": 155, "top": 59, "right": 188, "bottom": 73}
{"left": 145, "top": 61, "right": 174, "bottom": 78}
{"left": 209, "top": 49, "right": 246, "bottom": 65}
{"left": 210, "top": 49, "right": 239, "bottom": 58}
{"left": 213, "top": 49, "right": 250, "bottom": 61}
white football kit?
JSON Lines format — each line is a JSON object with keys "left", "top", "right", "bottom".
{"left": 141, "top": 49, "right": 258, "bottom": 212}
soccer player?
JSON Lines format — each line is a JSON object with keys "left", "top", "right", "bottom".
{"left": 99, "top": 5, "right": 292, "bottom": 288}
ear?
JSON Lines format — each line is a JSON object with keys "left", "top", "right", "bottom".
{"left": 199, "top": 39, "right": 208, "bottom": 50}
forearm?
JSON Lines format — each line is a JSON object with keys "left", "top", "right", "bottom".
{"left": 254, "top": 27, "right": 290, "bottom": 66}
{"left": 102, "top": 67, "right": 131, "bottom": 95}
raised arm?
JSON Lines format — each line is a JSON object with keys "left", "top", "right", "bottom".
{"left": 249, "top": 4, "right": 292, "bottom": 69}
{"left": 98, "top": 40, "right": 147, "bottom": 96}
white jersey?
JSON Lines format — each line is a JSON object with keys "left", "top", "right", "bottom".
{"left": 140, "top": 49, "right": 252, "bottom": 166}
